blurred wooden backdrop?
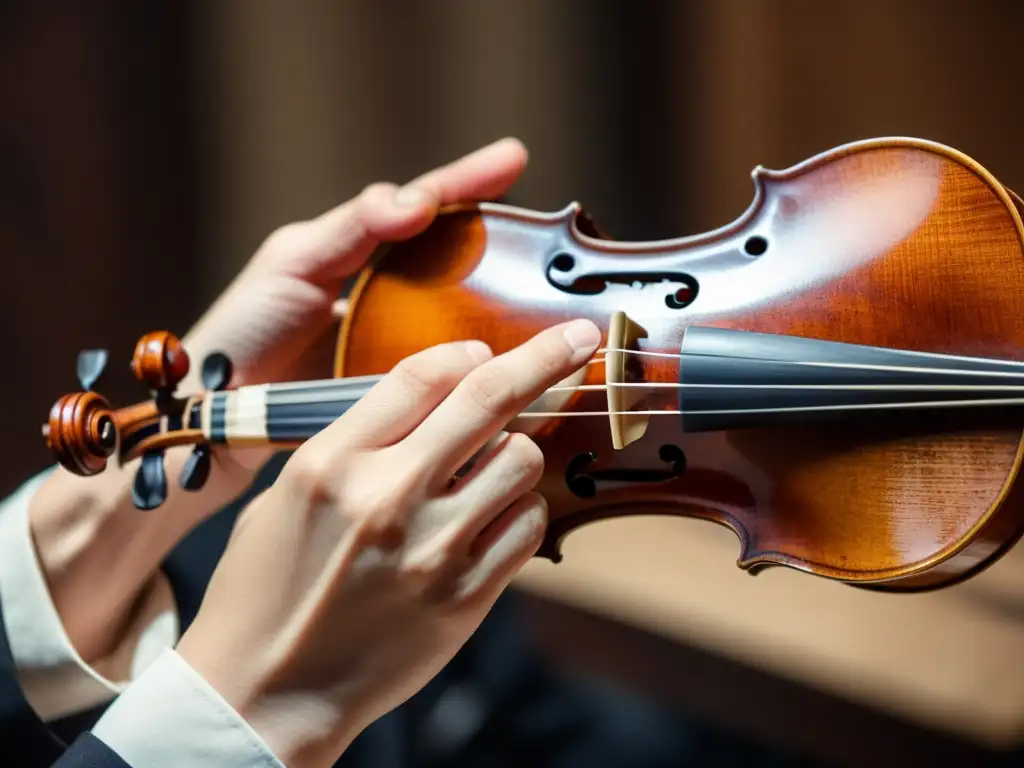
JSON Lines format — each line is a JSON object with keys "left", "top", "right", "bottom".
{"left": 5, "top": 0, "right": 1024, "bottom": 495}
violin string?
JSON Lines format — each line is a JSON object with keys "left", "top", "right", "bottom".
{"left": 547, "top": 383, "right": 1024, "bottom": 391}
{"left": 509, "top": 397, "right": 1024, "bottom": 418}
{"left": 255, "top": 369, "right": 1024, "bottom": 405}
{"left": 256, "top": 383, "right": 1024, "bottom": 406}
{"left": 596, "top": 348, "right": 1024, "bottom": 377}
{"left": 242, "top": 390, "right": 1024, "bottom": 419}
{"left": 138, "top": 345, "right": 1024, "bottom": 432}
{"left": 239, "top": 394, "right": 1024, "bottom": 426}
{"left": 261, "top": 347, "right": 1024, "bottom": 400}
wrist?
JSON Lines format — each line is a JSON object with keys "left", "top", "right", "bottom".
{"left": 176, "top": 623, "right": 366, "bottom": 768}
{"left": 28, "top": 452, "right": 248, "bottom": 661}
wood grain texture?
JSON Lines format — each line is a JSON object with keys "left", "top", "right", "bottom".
{"left": 337, "top": 137, "right": 1024, "bottom": 591}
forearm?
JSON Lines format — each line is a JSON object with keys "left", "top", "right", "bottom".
{"left": 0, "top": 469, "right": 178, "bottom": 722}
{"left": 28, "top": 446, "right": 243, "bottom": 665}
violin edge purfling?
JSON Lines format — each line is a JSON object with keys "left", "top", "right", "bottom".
{"left": 43, "top": 136, "right": 1024, "bottom": 593}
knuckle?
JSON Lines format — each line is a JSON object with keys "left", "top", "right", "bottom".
{"left": 259, "top": 221, "right": 307, "bottom": 257}
{"left": 360, "top": 181, "right": 396, "bottom": 200}
{"left": 356, "top": 446, "right": 426, "bottom": 502}
{"left": 400, "top": 544, "right": 449, "bottom": 582}
{"left": 357, "top": 494, "right": 406, "bottom": 540}
{"left": 522, "top": 489, "right": 549, "bottom": 516}
{"left": 355, "top": 182, "right": 398, "bottom": 216}
{"left": 346, "top": 459, "right": 419, "bottom": 521}
{"left": 537, "top": 334, "right": 573, "bottom": 376}
{"left": 462, "top": 366, "right": 515, "bottom": 414}
{"left": 341, "top": 486, "right": 413, "bottom": 549}
{"left": 391, "top": 352, "right": 451, "bottom": 396}
{"left": 520, "top": 492, "right": 549, "bottom": 538}
{"left": 281, "top": 452, "right": 337, "bottom": 505}
{"left": 504, "top": 432, "right": 544, "bottom": 476}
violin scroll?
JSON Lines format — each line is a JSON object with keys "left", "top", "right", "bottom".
{"left": 44, "top": 391, "right": 118, "bottom": 476}
{"left": 44, "top": 342, "right": 119, "bottom": 475}
{"left": 43, "top": 330, "right": 237, "bottom": 510}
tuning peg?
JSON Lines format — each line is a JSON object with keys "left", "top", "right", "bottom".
{"left": 131, "top": 332, "right": 190, "bottom": 394}
{"left": 200, "top": 352, "right": 233, "bottom": 391}
{"left": 76, "top": 349, "right": 108, "bottom": 391}
{"left": 179, "top": 444, "right": 211, "bottom": 492}
{"left": 132, "top": 451, "right": 168, "bottom": 510}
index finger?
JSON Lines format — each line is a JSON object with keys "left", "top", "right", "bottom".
{"left": 396, "top": 319, "right": 602, "bottom": 484}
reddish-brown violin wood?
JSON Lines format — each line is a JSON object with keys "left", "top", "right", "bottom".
{"left": 336, "top": 138, "right": 1024, "bottom": 591}
{"left": 131, "top": 331, "right": 190, "bottom": 391}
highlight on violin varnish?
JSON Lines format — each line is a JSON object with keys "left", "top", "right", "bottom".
{"left": 43, "top": 136, "right": 1024, "bottom": 594}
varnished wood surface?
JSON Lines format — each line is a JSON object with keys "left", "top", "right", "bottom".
{"left": 338, "top": 137, "right": 1024, "bottom": 590}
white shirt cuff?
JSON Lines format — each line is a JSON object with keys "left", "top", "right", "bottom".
{"left": 92, "top": 648, "right": 285, "bottom": 768}
{"left": 0, "top": 468, "right": 179, "bottom": 721}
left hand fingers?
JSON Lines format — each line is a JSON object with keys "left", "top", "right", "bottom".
{"left": 261, "top": 137, "right": 528, "bottom": 281}
{"left": 407, "top": 136, "right": 530, "bottom": 204}
{"left": 397, "top": 319, "right": 601, "bottom": 485}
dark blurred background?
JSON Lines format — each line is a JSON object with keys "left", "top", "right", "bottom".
{"left": 4, "top": 1, "right": 1024, "bottom": 766}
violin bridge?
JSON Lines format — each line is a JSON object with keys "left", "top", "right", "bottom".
{"left": 605, "top": 310, "right": 650, "bottom": 450}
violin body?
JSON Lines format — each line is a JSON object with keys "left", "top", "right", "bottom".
{"left": 44, "top": 136, "right": 1024, "bottom": 592}
{"left": 336, "top": 137, "right": 1024, "bottom": 591}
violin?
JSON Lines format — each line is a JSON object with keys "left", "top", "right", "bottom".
{"left": 42, "top": 137, "right": 1024, "bottom": 593}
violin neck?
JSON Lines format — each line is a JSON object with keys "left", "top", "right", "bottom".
{"left": 179, "top": 327, "right": 1024, "bottom": 449}
{"left": 199, "top": 375, "right": 383, "bottom": 446}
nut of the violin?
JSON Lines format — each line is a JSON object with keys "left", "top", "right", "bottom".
{"left": 130, "top": 331, "right": 190, "bottom": 391}
{"left": 46, "top": 391, "right": 118, "bottom": 476}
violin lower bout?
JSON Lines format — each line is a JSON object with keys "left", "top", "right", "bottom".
{"left": 530, "top": 404, "right": 1024, "bottom": 592}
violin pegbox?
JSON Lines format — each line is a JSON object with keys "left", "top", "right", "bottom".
{"left": 76, "top": 348, "right": 108, "bottom": 391}
{"left": 126, "top": 332, "right": 191, "bottom": 509}
{"left": 125, "top": 331, "right": 186, "bottom": 512}
{"left": 124, "top": 332, "right": 236, "bottom": 506}
{"left": 177, "top": 351, "right": 234, "bottom": 494}
{"left": 38, "top": 331, "right": 237, "bottom": 511}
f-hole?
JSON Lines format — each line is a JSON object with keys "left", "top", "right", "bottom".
{"left": 565, "top": 444, "right": 686, "bottom": 499}
{"left": 546, "top": 253, "right": 699, "bottom": 310}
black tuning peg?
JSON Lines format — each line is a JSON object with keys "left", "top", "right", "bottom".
{"left": 179, "top": 444, "right": 211, "bottom": 492}
{"left": 177, "top": 352, "right": 233, "bottom": 495}
{"left": 132, "top": 451, "right": 167, "bottom": 510}
{"left": 201, "top": 352, "right": 233, "bottom": 392}
{"left": 76, "top": 349, "right": 108, "bottom": 391}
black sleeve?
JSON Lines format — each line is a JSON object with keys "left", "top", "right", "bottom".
{"left": 0, "top": 594, "right": 69, "bottom": 767}
{"left": 0, "top": 457, "right": 280, "bottom": 768}
{"left": 49, "top": 733, "right": 131, "bottom": 768}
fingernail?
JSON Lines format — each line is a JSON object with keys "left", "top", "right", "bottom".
{"left": 465, "top": 340, "right": 493, "bottom": 363}
{"left": 394, "top": 185, "right": 427, "bottom": 207}
{"left": 562, "top": 319, "right": 601, "bottom": 352}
